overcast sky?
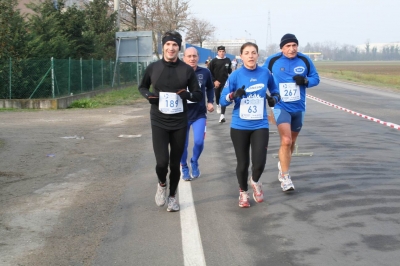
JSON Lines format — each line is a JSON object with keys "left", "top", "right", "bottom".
{"left": 189, "top": 0, "right": 399, "bottom": 50}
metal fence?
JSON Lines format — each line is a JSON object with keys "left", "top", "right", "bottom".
{"left": 0, "top": 58, "right": 146, "bottom": 99}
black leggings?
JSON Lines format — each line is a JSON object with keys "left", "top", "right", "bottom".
{"left": 214, "top": 87, "right": 226, "bottom": 114}
{"left": 151, "top": 125, "right": 187, "bottom": 196}
{"left": 230, "top": 128, "right": 270, "bottom": 191}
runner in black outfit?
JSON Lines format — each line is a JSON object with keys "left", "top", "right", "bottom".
{"left": 208, "top": 45, "right": 232, "bottom": 123}
{"left": 139, "top": 31, "right": 202, "bottom": 212}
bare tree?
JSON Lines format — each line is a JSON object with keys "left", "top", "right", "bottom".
{"left": 365, "top": 39, "right": 370, "bottom": 54}
{"left": 119, "top": 0, "right": 141, "bottom": 31}
{"left": 116, "top": 0, "right": 190, "bottom": 58}
{"left": 265, "top": 43, "right": 279, "bottom": 57}
{"left": 132, "top": 0, "right": 190, "bottom": 58}
{"left": 185, "top": 17, "right": 215, "bottom": 47}
{"left": 158, "top": 0, "right": 189, "bottom": 32}
{"left": 136, "top": 0, "right": 163, "bottom": 58}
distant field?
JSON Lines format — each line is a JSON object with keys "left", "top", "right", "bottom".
{"left": 314, "top": 61, "right": 400, "bottom": 91}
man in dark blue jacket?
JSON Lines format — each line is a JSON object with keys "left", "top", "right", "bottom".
{"left": 180, "top": 47, "right": 215, "bottom": 181}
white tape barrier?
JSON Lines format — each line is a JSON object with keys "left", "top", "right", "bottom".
{"left": 307, "top": 94, "right": 400, "bottom": 131}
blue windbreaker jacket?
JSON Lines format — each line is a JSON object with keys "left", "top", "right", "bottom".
{"left": 220, "top": 65, "right": 279, "bottom": 130}
{"left": 262, "top": 52, "right": 320, "bottom": 112}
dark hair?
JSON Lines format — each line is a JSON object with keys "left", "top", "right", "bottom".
{"left": 240, "top": 42, "right": 258, "bottom": 54}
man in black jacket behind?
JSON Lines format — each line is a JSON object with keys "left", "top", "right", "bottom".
{"left": 208, "top": 46, "right": 232, "bottom": 123}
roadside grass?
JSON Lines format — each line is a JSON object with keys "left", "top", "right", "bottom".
{"left": 69, "top": 85, "right": 143, "bottom": 108}
{"left": 0, "top": 85, "right": 143, "bottom": 111}
{"left": 315, "top": 61, "right": 400, "bottom": 90}
{"left": 0, "top": 108, "right": 38, "bottom": 112}
{"left": 0, "top": 108, "right": 20, "bottom": 112}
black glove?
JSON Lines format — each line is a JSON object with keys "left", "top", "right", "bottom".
{"left": 233, "top": 86, "right": 246, "bottom": 98}
{"left": 145, "top": 92, "right": 159, "bottom": 104}
{"left": 293, "top": 75, "right": 308, "bottom": 85}
{"left": 229, "top": 85, "right": 246, "bottom": 100}
{"left": 177, "top": 89, "right": 192, "bottom": 100}
{"left": 266, "top": 94, "right": 276, "bottom": 107}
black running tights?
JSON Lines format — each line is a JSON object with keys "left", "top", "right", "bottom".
{"left": 230, "top": 128, "right": 270, "bottom": 191}
{"left": 152, "top": 125, "right": 187, "bottom": 196}
{"left": 214, "top": 87, "right": 226, "bottom": 114}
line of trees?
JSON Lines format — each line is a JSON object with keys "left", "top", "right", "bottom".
{"left": 302, "top": 41, "right": 400, "bottom": 61}
{"left": 2, "top": 0, "right": 399, "bottom": 61}
{"left": 264, "top": 41, "right": 400, "bottom": 61}
{"left": 1, "top": 0, "right": 117, "bottom": 60}
{"left": 1, "top": 0, "right": 217, "bottom": 61}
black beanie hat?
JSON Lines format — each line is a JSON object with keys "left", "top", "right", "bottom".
{"left": 162, "top": 31, "right": 182, "bottom": 50}
{"left": 280, "top": 33, "right": 298, "bottom": 49}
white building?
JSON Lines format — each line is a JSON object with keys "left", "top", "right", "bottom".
{"left": 202, "top": 38, "right": 256, "bottom": 56}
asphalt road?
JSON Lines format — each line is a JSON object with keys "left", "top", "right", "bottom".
{"left": 93, "top": 78, "right": 400, "bottom": 266}
{"left": 1, "top": 78, "right": 399, "bottom": 266}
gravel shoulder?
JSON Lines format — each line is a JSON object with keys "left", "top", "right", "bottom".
{"left": 0, "top": 103, "right": 151, "bottom": 266}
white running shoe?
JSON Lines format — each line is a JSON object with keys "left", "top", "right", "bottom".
{"left": 216, "top": 104, "right": 221, "bottom": 114}
{"left": 278, "top": 161, "right": 284, "bottom": 182}
{"left": 281, "top": 175, "right": 295, "bottom": 191}
{"left": 219, "top": 115, "right": 225, "bottom": 123}
{"left": 155, "top": 183, "right": 167, "bottom": 206}
{"left": 239, "top": 190, "right": 250, "bottom": 208}
{"left": 250, "top": 178, "right": 264, "bottom": 203}
{"left": 167, "top": 196, "right": 180, "bottom": 212}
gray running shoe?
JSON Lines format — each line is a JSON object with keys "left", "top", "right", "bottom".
{"left": 155, "top": 183, "right": 167, "bottom": 206}
{"left": 167, "top": 196, "right": 180, "bottom": 212}
{"left": 281, "top": 175, "right": 295, "bottom": 191}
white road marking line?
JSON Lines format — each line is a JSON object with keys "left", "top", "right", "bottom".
{"left": 179, "top": 181, "right": 206, "bottom": 266}
{"left": 118, "top": 134, "right": 142, "bottom": 138}
{"left": 307, "top": 94, "right": 400, "bottom": 130}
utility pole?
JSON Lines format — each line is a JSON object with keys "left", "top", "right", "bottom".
{"left": 114, "top": 0, "right": 120, "bottom": 30}
{"left": 266, "top": 11, "right": 272, "bottom": 53}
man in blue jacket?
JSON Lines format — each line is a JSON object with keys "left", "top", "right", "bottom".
{"left": 180, "top": 47, "right": 215, "bottom": 181}
{"left": 263, "top": 33, "right": 320, "bottom": 192}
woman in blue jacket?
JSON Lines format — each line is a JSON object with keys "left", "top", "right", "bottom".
{"left": 220, "top": 42, "right": 280, "bottom": 208}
